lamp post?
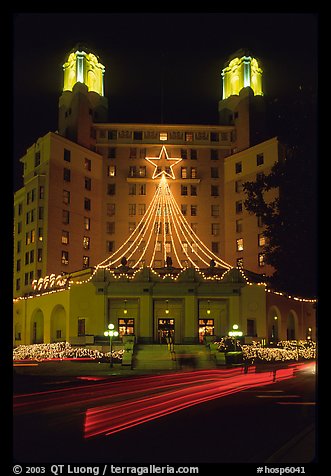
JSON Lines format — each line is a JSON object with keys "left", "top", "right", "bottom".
{"left": 104, "top": 323, "right": 119, "bottom": 368}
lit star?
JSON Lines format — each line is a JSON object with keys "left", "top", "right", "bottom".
{"left": 145, "top": 145, "right": 182, "bottom": 179}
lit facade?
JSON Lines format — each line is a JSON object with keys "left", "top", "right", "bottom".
{"left": 14, "top": 47, "right": 282, "bottom": 298}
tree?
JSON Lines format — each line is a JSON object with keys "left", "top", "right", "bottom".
{"left": 243, "top": 86, "right": 317, "bottom": 298}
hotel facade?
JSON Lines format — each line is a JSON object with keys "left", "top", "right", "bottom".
{"left": 13, "top": 47, "right": 316, "bottom": 352}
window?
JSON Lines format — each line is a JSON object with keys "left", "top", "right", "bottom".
{"left": 258, "top": 253, "right": 265, "bottom": 267}
{"left": 35, "top": 151, "right": 41, "bottom": 167}
{"left": 191, "top": 223, "right": 198, "bottom": 233}
{"left": 63, "top": 190, "right": 70, "bottom": 205}
{"left": 211, "top": 205, "right": 219, "bottom": 217}
{"left": 83, "top": 256, "right": 90, "bottom": 268}
{"left": 237, "top": 257, "right": 244, "bottom": 269}
{"left": 37, "top": 248, "right": 42, "bottom": 262}
{"left": 39, "top": 186, "right": 44, "bottom": 199}
{"left": 181, "top": 204, "right": 187, "bottom": 216}
{"left": 128, "top": 222, "right": 136, "bottom": 233}
{"left": 190, "top": 185, "right": 197, "bottom": 196}
{"left": 62, "top": 210, "right": 70, "bottom": 224}
{"left": 108, "top": 165, "right": 116, "bottom": 177}
{"left": 118, "top": 318, "right": 135, "bottom": 337}
{"left": 30, "top": 250, "right": 34, "bottom": 264}
{"left": 85, "top": 177, "right": 92, "bottom": 190}
{"left": 106, "top": 241, "right": 115, "bottom": 252}
{"left": 236, "top": 219, "right": 243, "bottom": 233}
{"left": 16, "top": 259, "right": 21, "bottom": 272}
{"left": 190, "top": 149, "right": 197, "bottom": 160}
{"left": 258, "top": 233, "right": 266, "bottom": 247}
{"left": 235, "top": 201, "right": 243, "bottom": 214}
{"left": 78, "top": 318, "right": 86, "bottom": 336}
{"left": 139, "top": 166, "right": 146, "bottom": 177}
{"left": 129, "top": 148, "right": 137, "bottom": 159}
{"left": 211, "top": 167, "right": 219, "bottom": 178}
{"left": 61, "top": 250, "right": 69, "bottom": 265}
{"left": 84, "top": 217, "right": 91, "bottom": 230}
{"left": 185, "top": 132, "right": 193, "bottom": 142}
{"left": 257, "top": 215, "right": 264, "bottom": 227}
{"left": 211, "top": 242, "right": 219, "bottom": 253}
{"left": 210, "top": 132, "right": 219, "bottom": 142}
{"left": 107, "top": 183, "right": 116, "bottom": 195}
{"left": 211, "top": 223, "right": 219, "bottom": 236}
{"left": 63, "top": 168, "right": 71, "bottom": 182}
{"left": 235, "top": 162, "right": 242, "bottom": 174}
{"left": 247, "top": 319, "right": 257, "bottom": 337}
{"left": 64, "top": 149, "right": 71, "bottom": 162}
{"left": 165, "top": 242, "right": 171, "bottom": 254}
{"left": 108, "top": 147, "right": 116, "bottom": 158}
{"left": 236, "top": 238, "right": 244, "bottom": 251}
{"left": 107, "top": 203, "right": 116, "bottom": 216}
{"left": 181, "top": 167, "right": 188, "bottom": 179}
{"left": 84, "top": 198, "right": 91, "bottom": 211}
{"left": 129, "top": 204, "right": 136, "bottom": 216}
{"left": 38, "top": 227, "right": 43, "bottom": 241}
{"left": 133, "top": 131, "right": 143, "bottom": 140}
{"left": 61, "top": 230, "right": 69, "bottom": 244}
{"left": 129, "top": 183, "right": 136, "bottom": 195}
{"left": 191, "top": 205, "right": 198, "bottom": 216}
{"left": 138, "top": 184, "right": 146, "bottom": 195}
{"left": 210, "top": 149, "right": 218, "bottom": 160}
{"left": 181, "top": 185, "right": 188, "bottom": 196}
{"left": 106, "top": 222, "right": 115, "bottom": 234}
{"left": 84, "top": 158, "right": 91, "bottom": 171}
{"left": 211, "top": 185, "right": 219, "bottom": 196}
{"left": 138, "top": 203, "right": 146, "bottom": 215}
{"left": 83, "top": 236, "right": 90, "bottom": 249}
{"left": 159, "top": 132, "right": 168, "bottom": 141}
{"left": 190, "top": 167, "right": 197, "bottom": 178}
{"left": 181, "top": 149, "right": 188, "bottom": 159}
{"left": 257, "top": 153, "right": 264, "bottom": 166}
{"left": 17, "top": 221, "right": 22, "bottom": 233}
{"left": 108, "top": 130, "right": 117, "bottom": 140}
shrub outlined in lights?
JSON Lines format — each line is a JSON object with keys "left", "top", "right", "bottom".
{"left": 13, "top": 342, "right": 124, "bottom": 362}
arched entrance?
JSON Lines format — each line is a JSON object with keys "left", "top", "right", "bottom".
{"left": 50, "top": 305, "right": 67, "bottom": 342}
{"left": 267, "top": 306, "right": 280, "bottom": 345}
{"left": 286, "top": 311, "right": 297, "bottom": 340}
{"left": 30, "top": 309, "right": 44, "bottom": 344}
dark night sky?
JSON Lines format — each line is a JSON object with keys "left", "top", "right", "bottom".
{"left": 13, "top": 12, "right": 318, "bottom": 190}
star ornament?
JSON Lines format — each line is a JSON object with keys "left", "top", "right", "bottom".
{"left": 145, "top": 145, "right": 182, "bottom": 180}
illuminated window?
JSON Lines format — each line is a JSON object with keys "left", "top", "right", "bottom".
{"left": 61, "top": 250, "right": 69, "bottom": 265}
{"left": 258, "top": 233, "right": 266, "bottom": 247}
{"left": 128, "top": 222, "right": 135, "bottom": 233}
{"left": 84, "top": 217, "right": 90, "bottom": 230}
{"left": 191, "top": 167, "right": 197, "bottom": 178}
{"left": 38, "top": 227, "right": 43, "bottom": 241}
{"left": 118, "top": 318, "right": 135, "bottom": 336}
{"left": 83, "top": 256, "right": 90, "bottom": 268}
{"left": 61, "top": 230, "right": 69, "bottom": 245}
{"left": 181, "top": 167, "right": 188, "bottom": 179}
{"left": 237, "top": 257, "right": 244, "bottom": 268}
{"left": 139, "top": 166, "right": 146, "bottom": 177}
{"left": 156, "top": 241, "right": 162, "bottom": 252}
{"left": 258, "top": 252, "right": 265, "bottom": 267}
{"left": 108, "top": 165, "right": 116, "bottom": 177}
{"left": 236, "top": 238, "right": 244, "bottom": 251}
{"left": 165, "top": 242, "right": 171, "bottom": 253}
{"left": 160, "top": 132, "right": 168, "bottom": 141}
{"left": 37, "top": 248, "right": 42, "bottom": 262}
{"left": 83, "top": 236, "right": 90, "bottom": 249}
{"left": 185, "top": 132, "right": 193, "bottom": 142}
{"left": 198, "top": 319, "right": 214, "bottom": 343}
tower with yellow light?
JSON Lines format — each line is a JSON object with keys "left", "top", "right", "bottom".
{"left": 58, "top": 44, "right": 108, "bottom": 148}
{"left": 219, "top": 49, "right": 267, "bottom": 149}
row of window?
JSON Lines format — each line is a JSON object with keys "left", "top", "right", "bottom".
{"left": 101, "top": 130, "right": 232, "bottom": 143}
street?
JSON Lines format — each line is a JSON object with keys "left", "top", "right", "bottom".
{"left": 13, "top": 362, "right": 316, "bottom": 464}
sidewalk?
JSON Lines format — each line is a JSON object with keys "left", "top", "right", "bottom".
{"left": 265, "top": 423, "right": 316, "bottom": 463}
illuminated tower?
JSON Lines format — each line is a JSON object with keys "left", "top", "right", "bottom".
{"left": 58, "top": 44, "right": 108, "bottom": 148}
{"left": 219, "top": 49, "right": 267, "bottom": 149}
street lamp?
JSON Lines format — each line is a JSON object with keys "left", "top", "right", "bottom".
{"left": 104, "top": 323, "right": 119, "bottom": 367}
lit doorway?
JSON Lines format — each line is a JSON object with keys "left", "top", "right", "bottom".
{"left": 158, "top": 318, "right": 175, "bottom": 344}
{"left": 198, "top": 319, "right": 214, "bottom": 343}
